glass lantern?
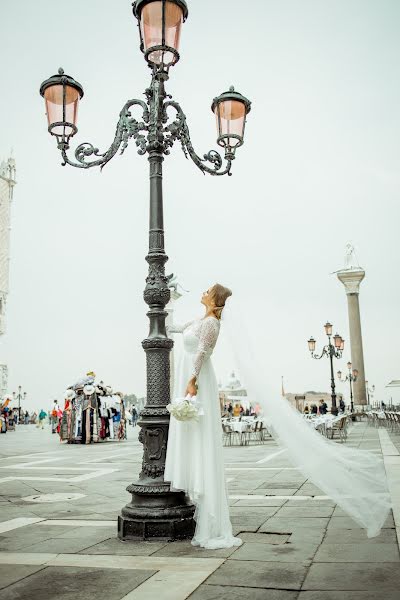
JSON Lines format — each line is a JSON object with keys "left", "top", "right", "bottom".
{"left": 39, "top": 68, "right": 84, "bottom": 147}
{"left": 211, "top": 87, "right": 251, "bottom": 156}
{"left": 333, "top": 334, "right": 342, "bottom": 349}
{"left": 308, "top": 337, "right": 316, "bottom": 353}
{"left": 132, "top": 0, "right": 188, "bottom": 68}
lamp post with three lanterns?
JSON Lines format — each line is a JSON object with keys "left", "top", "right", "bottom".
{"left": 12, "top": 386, "right": 27, "bottom": 423}
{"left": 308, "top": 322, "right": 344, "bottom": 416}
{"left": 39, "top": 0, "right": 251, "bottom": 541}
{"left": 337, "top": 362, "right": 358, "bottom": 417}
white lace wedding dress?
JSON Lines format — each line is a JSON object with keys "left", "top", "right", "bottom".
{"left": 165, "top": 316, "right": 242, "bottom": 549}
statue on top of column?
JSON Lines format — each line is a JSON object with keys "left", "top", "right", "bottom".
{"left": 343, "top": 243, "right": 362, "bottom": 271}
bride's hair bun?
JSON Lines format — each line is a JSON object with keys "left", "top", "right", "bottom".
{"left": 211, "top": 283, "right": 232, "bottom": 320}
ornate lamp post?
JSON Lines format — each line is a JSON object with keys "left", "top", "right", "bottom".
{"left": 12, "top": 386, "right": 26, "bottom": 423}
{"left": 39, "top": 0, "right": 251, "bottom": 542}
{"left": 337, "top": 362, "right": 358, "bottom": 417}
{"left": 307, "top": 322, "right": 344, "bottom": 416}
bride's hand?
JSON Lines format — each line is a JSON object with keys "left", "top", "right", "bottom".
{"left": 185, "top": 377, "right": 198, "bottom": 397}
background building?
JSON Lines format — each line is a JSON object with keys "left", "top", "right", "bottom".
{"left": 0, "top": 157, "right": 16, "bottom": 397}
{"left": 219, "top": 372, "right": 250, "bottom": 413}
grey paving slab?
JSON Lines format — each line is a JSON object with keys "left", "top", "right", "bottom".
{"left": 323, "top": 527, "right": 398, "bottom": 544}
{"left": 252, "top": 488, "right": 298, "bottom": 496}
{"left": 0, "top": 564, "right": 46, "bottom": 590}
{"left": 207, "top": 559, "right": 309, "bottom": 590}
{"left": 152, "top": 539, "right": 238, "bottom": 558}
{"left": 302, "top": 563, "right": 400, "bottom": 591}
{"left": 274, "top": 506, "right": 334, "bottom": 518}
{"left": 299, "top": 593, "right": 400, "bottom": 600}
{"left": 0, "top": 565, "right": 156, "bottom": 600}
{"left": 230, "top": 507, "right": 279, "bottom": 519}
{"left": 327, "top": 515, "right": 395, "bottom": 530}
{"left": 231, "top": 541, "right": 319, "bottom": 563}
{"left": 234, "top": 498, "right": 287, "bottom": 507}
{"left": 81, "top": 538, "right": 167, "bottom": 555}
{"left": 16, "top": 536, "right": 108, "bottom": 554}
{"left": 259, "top": 517, "right": 329, "bottom": 532}
{"left": 239, "top": 533, "right": 291, "bottom": 544}
{"left": 188, "top": 585, "right": 298, "bottom": 600}
{"left": 314, "top": 542, "right": 400, "bottom": 562}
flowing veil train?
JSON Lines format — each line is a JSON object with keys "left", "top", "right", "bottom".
{"left": 220, "top": 297, "right": 391, "bottom": 538}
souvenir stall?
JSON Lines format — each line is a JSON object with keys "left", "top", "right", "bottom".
{"left": 59, "top": 373, "right": 127, "bottom": 444}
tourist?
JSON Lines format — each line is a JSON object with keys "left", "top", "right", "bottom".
{"left": 303, "top": 404, "right": 310, "bottom": 414}
{"left": 131, "top": 406, "right": 138, "bottom": 427}
{"left": 319, "top": 399, "right": 328, "bottom": 415}
{"left": 51, "top": 400, "right": 60, "bottom": 434}
{"left": 24, "top": 411, "right": 29, "bottom": 425}
{"left": 37, "top": 409, "right": 47, "bottom": 429}
{"left": 339, "top": 398, "right": 345, "bottom": 413}
{"left": 227, "top": 402, "right": 233, "bottom": 416}
{"left": 311, "top": 404, "right": 318, "bottom": 415}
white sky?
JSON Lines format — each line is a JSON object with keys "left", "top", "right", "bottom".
{"left": 1, "top": 0, "right": 400, "bottom": 411}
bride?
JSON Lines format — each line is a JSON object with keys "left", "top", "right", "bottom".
{"left": 165, "top": 283, "right": 242, "bottom": 549}
{"left": 165, "top": 283, "right": 391, "bottom": 548}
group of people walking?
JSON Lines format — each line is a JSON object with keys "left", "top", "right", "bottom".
{"left": 303, "top": 398, "right": 346, "bottom": 415}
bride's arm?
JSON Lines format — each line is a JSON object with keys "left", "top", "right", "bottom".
{"left": 167, "top": 320, "right": 193, "bottom": 334}
{"left": 186, "top": 318, "right": 220, "bottom": 395}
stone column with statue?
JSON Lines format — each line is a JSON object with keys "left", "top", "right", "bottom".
{"left": 336, "top": 244, "right": 367, "bottom": 407}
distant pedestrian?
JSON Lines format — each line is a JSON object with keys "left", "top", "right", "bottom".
{"left": 37, "top": 409, "right": 47, "bottom": 429}
{"left": 339, "top": 398, "right": 345, "bottom": 413}
{"left": 303, "top": 404, "right": 310, "bottom": 414}
{"left": 131, "top": 406, "right": 138, "bottom": 427}
{"left": 24, "top": 411, "right": 29, "bottom": 425}
{"left": 319, "top": 399, "right": 328, "bottom": 415}
{"left": 227, "top": 403, "right": 233, "bottom": 416}
{"left": 311, "top": 404, "right": 318, "bottom": 415}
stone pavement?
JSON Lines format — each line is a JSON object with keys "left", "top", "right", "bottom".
{"left": 0, "top": 420, "right": 399, "bottom": 599}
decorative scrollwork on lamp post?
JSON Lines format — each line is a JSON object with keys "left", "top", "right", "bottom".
{"left": 307, "top": 322, "right": 344, "bottom": 416}
{"left": 39, "top": 0, "right": 251, "bottom": 542}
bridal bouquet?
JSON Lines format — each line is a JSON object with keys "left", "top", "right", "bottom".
{"left": 167, "top": 395, "right": 204, "bottom": 422}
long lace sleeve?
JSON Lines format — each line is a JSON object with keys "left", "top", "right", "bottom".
{"left": 167, "top": 320, "right": 193, "bottom": 334}
{"left": 192, "top": 318, "right": 220, "bottom": 378}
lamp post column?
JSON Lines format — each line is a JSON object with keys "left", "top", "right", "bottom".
{"left": 118, "top": 144, "right": 195, "bottom": 541}
{"left": 349, "top": 377, "right": 354, "bottom": 413}
{"left": 329, "top": 345, "right": 338, "bottom": 415}
{"left": 337, "top": 270, "right": 367, "bottom": 408}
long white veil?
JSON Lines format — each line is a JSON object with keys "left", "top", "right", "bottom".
{"left": 220, "top": 297, "right": 391, "bottom": 538}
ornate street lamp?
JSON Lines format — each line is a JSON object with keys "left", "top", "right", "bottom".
{"left": 12, "top": 385, "right": 27, "bottom": 423}
{"left": 307, "top": 322, "right": 344, "bottom": 416}
{"left": 39, "top": 1, "right": 250, "bottom": 542}
{"left": 337, "top": 362, "right": 358, "bottom": 417}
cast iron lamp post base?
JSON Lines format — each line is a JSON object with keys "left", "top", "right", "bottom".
{"left": 118, "top": 489, "right": 195, "bottom": 540}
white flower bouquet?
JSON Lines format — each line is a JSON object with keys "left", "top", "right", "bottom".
{"left": 167, "top": 395, "right": 204, "bottom": 422}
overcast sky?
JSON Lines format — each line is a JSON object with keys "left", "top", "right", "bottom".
{"left": 1, "top": 0, "right": 400, "bottom": 411}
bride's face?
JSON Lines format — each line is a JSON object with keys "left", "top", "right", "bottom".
{"left": 201, "top": 286, "right": 215, "bottom": 308}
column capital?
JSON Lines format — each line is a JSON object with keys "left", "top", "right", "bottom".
{"left": 337, "top": 268, "right": 365, "bottom": 295}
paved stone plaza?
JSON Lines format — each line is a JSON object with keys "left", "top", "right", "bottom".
{"left": 0, "top": 421, "right": 400, "bottom": 599}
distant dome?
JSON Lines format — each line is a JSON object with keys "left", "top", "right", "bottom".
{"left": 226, "top": 371, "right": 241, "bottom": 389}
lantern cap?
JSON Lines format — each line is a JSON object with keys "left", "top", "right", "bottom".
{"left": 132, "top": 0, "right": 189, "bottom": 21}
{"left": 211, "top": 86, "right": 252, "bottom": 114}
{"left": 39, "top": 67, "right": 84, "bottom": 99}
